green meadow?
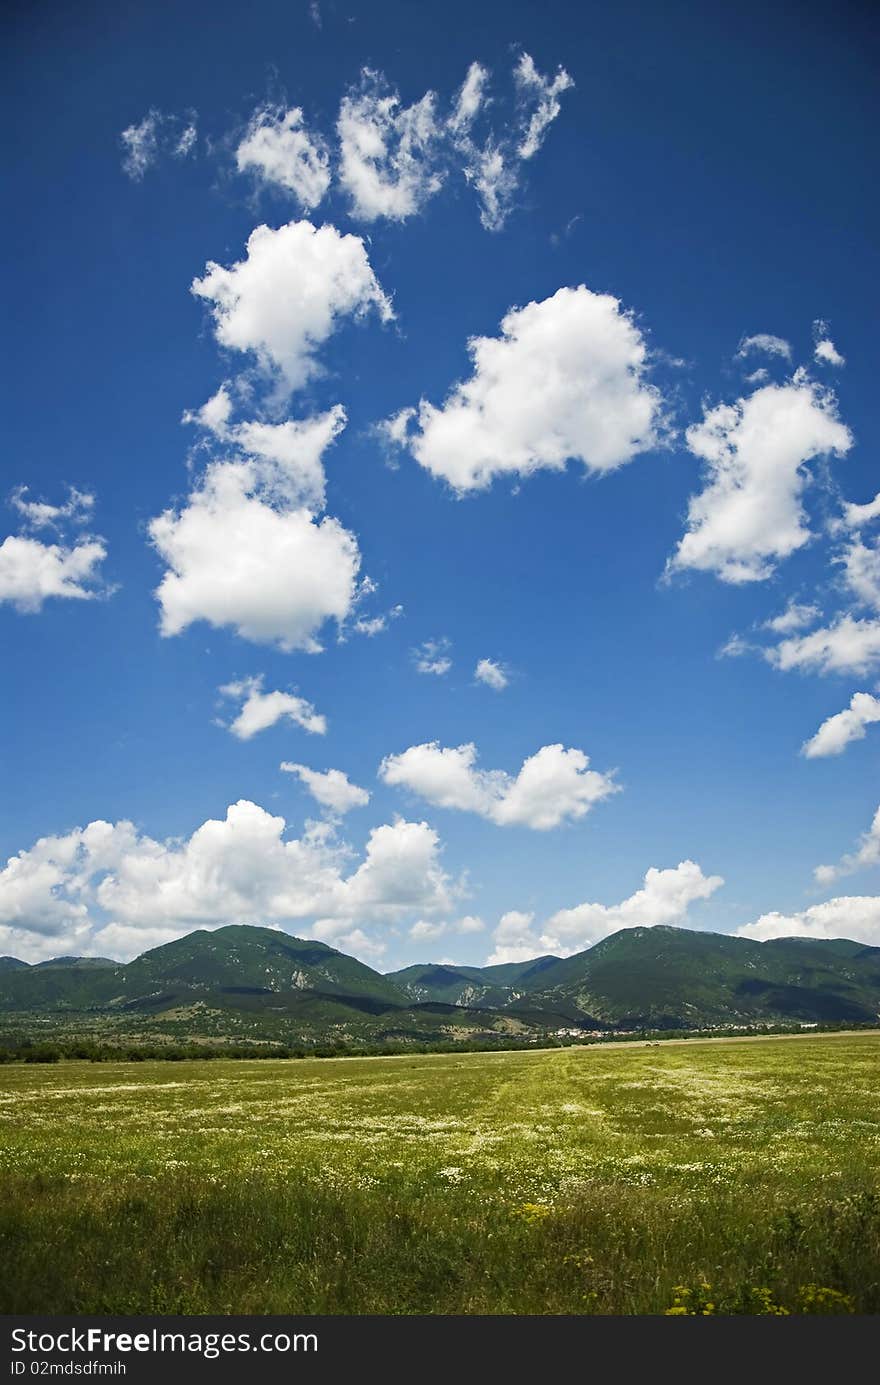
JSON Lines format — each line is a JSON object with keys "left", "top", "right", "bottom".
{"left": 2, "top": 1033, "right": 880, "bottom": 1315}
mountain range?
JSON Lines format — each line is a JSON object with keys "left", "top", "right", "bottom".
{"left": 2, "top": 922, "right": 880, "bottom": 1047}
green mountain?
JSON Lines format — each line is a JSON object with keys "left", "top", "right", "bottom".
{"left": 32, "top": 957, "right": 118, "bottom": 970}
{"left": 0, "top": 925, "right": 544, "bottom": 1046}
{"left": 390, "top": 927, "right": 880, "bottom": 1028}
{"left": 387, "top": 956, "right": 561, "bottom": 1009}
{"left": 515, "top": 926, "right": 880, "bottom": 1027}
{"left": 2, "top": 923, "right": 879, "bottom": 1048}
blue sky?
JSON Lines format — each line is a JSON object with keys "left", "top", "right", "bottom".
{"left": 2, "top": 0, "right": 879, "bottom": 969}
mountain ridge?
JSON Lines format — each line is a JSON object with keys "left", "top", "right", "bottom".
{"left": 2, "top": 923, "right": 879, "bottom": 1046}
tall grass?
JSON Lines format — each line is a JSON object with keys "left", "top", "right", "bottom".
{"left": 3, "top": 1035, "right": 880, "bottom": 1314}
{"left": 2, "top": 1171, "right": 878, "bottom": 1313}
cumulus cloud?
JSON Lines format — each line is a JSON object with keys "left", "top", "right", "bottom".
{"left": 768, "top": 616, "right": 880, "bottom": 677}
{"left": 735, "top": 333, "right": 792, "bottom": 361}
{"left": 762, "top": 600, "right": 822, "bottom": 635}
{"left": 736, "top": 894, "right": 880, "bottom": 945}
{"left": 236, "top": 105, "right": 331, "bottom": 208}
{"left": 813, "top": 320, "right": 845, "bottom": 368}
{"left": 486, "top": 910, "right": 539, "bottom": 964}
{"left": 840, "top": 536, "right": 880, "bottom": 610}
{"left": 219, "top": 676, "right": 327, "bottom": 739}
{"left": 0, "top": 802, "right": 456, "bottom": 962}
{"left": 765, "top": 541, "right": 880, "bottom": 677}
{"left": 814, "top": 804, "right": 880, "bottom": 886}
{"left": 337, "top": 70, "right": 444, "bottom": 221}
{"left": 802, "top": 692, "right": 880, "bottom": 759}
{"left": 668, "top": 379, "right": 852, "bottom": 584}
{"left": 379, "top": 741, "right": 618, "bottom": 830}
{"left": 406, "top": 914, "right": 486, "bottom": 944}
{"left": 1, "top": 487, "right": 109, "bottom": 614}
{"left": 814, "top": 338, "right": 846, "bottom": 368}
{"left": 10, "top": 485, "right": 94, "bottom": 531}
{"left": 840, "top": 493, "right": 880, "bottom": 530}
{"left": 412, "top": 638, "right": 452, "bottom": 676}
{"left": 486, "top": 861, "right": 723, "bottom": 963}
{"left": 150, "top": 414, "right": 360, "bottom": 651}
{"left": 120, "top": 110, "right": 198, "bottom": 179}
{"left": 474, "top": 657, "right": 509, "bottom": 690}
{"left": 280, "top": 763, "right": 370, "bottom": 815}
{"left": 385, "top": 286, "right": 661, "bottom": 494}
{"left": 0, "top": 536, "right": 109, "bottom": 614}
{"left": 185, "top": 391, "right": 347, "bottom": 513}
{"left": 190, "top": 220, "right": 392, "bottom": 390}
{"left": 353, "top": 604, "right": 403, "bottom": 637}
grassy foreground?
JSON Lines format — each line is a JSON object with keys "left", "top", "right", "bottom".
{"left": 2, "top": 1033, "right": 880, "bottom": 1315}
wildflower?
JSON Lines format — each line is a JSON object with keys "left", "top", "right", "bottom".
{"left": 797, "top": 1285, "right": 856, "bottom": 1315}
{"left": 514, "top": 1202, "right": 552, "bottom": 1224}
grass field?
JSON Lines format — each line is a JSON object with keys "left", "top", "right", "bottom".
{"left": 3, "top": 1032, "right": 880, "bottom": 1315}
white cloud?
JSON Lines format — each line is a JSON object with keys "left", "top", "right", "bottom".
{"left": 120, "top": 110, "right": 197, "bottom": 179}
{"left": 802, "top": 692, "right": 880, "bottom": 759}
{"left": 0, "top": 803, "right": 456, "bottom": 962}
{"left": 334, "top": 52, "right": 572, "bottom": 230}
{"left": 10, "top": 485, "right": 94, "bottom": 531}
{"left": 452, "top": 52, "right": 573, "bottom": 230}
{"left": 474, "top": 658, "right": 509, "bottom": 690}
{"left": 487, "top": 861, "right": 724, "bottom": 963}
{"left": 1, "top": 483, "right": 109, "bottom": 613}
{"left": 458, "top": 141, "right": 518, "bottom": 234}
{"left": 668, "top": 379, "right": 852, "bottom": 584}
{"left": 514, "top": 52, "right": 574, "bottom": 160}
{"left": 185, "top": 394, "right": 347, "bottom": 514}
{"left": 150, "top": 434, "right": 361, "bottom": 651}
{"left": 814, "top": 338, "right": 846, "bottom": 368}
{"left": 191, "top": 220, "right": 392, "bottom": 390}
{"left": 813, "top": 320, "right": 845, "bottom": 368}
{"left": 407, "top": 914, "right": 485, "bottom": 944}
{"left": 486, "top": 910, "right": 538, "bottom": 964}
{"left": 175, "top": 122, "right": 197, "bottom": 158}
{"left": 736, "top": 894, "right": 880, "bottom": 945}
{"left": 412, "top": 638, "right": 452, "bottom": 676}
{"left": 375, "top": 407, "right": 416, "bottom": 457}
{"left": 717, "top": 632, "right": 755, "bottom": 659}
{"left": 735, "top": 333, "right": 792, "bottom": 361}
{"left": 542, "top": 861, "right": 724, "bottom": 954}
{"left": 280, "top": 763, "right": 370, "bottom": 815}
{"left": 236, "top": 105, "right": 331, "bottom": 208}
{"left": 814, "top": 804, "right": 880, "bottom": 885}
{"left": 448, "top": 62, "right": 489, "bottom": 134}
{"left": 337, "top": 70, "right": 444, "bottom": 221}
{"left": 219, "top": 676, "right": 327, "bottom": 739}
{"left": 409, "top": 919, "right": 447, "bottom": 941}
{"left": 840, "top": 493, "right": 880, "bottom": 530}
{"left": 387, "top": 286, "right": 661, "bottom": 494}
{"left": 767, "top": 616, "right": 880, "bottom": 677}
{"left": 379, "top": 740, "right": 618, "bottom": 830}
{"left": 760, "top": 537, "right": 880, "bottom": 677}
{"left": 0, "top": 535, "right": 108, "bottom": 613}
{"left": 762, "top": 600, "right": 821, "bottom": 635}
{"left": 120, "top": 111, "right": 161, "bottom": 179}
{"left": 456, "top": 914, "right": 485, "bottom": 934}
{"left": 840, "top": 536, "right": 880, "bottom": 610}
{"left": 329, "top": 818, "right": 456, "bottom": 922}
{"left": 183, "top": 384, "right": 235, "bottom": 437}
{"left": 350, "top": 603, "right": 403, "bottom": 638}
